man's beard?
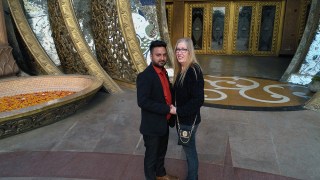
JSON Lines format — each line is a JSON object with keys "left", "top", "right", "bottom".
{"left": 152, "top": 61, "right": 166, "bottom": 68}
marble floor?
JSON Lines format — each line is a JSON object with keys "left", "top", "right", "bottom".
{"left": 1, "top": 55, "right": 320, "bottom": 180}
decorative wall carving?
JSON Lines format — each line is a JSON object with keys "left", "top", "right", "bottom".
{"left": 48, "top": 0, "right": 88, "bottom": 75}
{"left": 92, "top": 0, "right": 142, "bottom": 84}
{"left": 117, "top": 0, "right": 147, "bottom": 73}
{"left": 49, "top": 0, "right": 122, "bottom": 93}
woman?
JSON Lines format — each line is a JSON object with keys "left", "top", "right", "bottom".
{"left": 170, "top": 38, "right": 204, "bottom": 180}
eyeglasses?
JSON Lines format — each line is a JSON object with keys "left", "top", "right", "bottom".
{"left": 175, "top": 48, "right": 188, "bottom": 53}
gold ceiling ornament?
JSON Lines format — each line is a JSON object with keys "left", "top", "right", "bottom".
{"left": 116, "top": 0, "right": 147, "bottom": 73}
{"left": 58, "top": 0, "right": 122, "bottom": 94}
{"left": 156, "top": 0, "right": 174, "bottom": 68}
{"left": 91, "top": 0, "right": 138, "bottom": 85}
{"left": 7, "top": 0, "right": 62, "bottom": 75}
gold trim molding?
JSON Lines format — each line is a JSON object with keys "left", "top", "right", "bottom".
{"left": 116, "top": 0, "right": 147, "bottom": 73}
{"left": 165, "top": 3, "right": 173, "bottom": 36}
{"left": 7, "top": 0, "right": 62, "bottom": 75}
{"left": 58, "top": 0, "right": 122, "bottom": 94}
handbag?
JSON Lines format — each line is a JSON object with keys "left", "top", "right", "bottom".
{"left": 177, "top": 114, "right": 197, "bottom": 144}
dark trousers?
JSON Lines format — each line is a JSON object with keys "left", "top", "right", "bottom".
{"left": 143, "top": 132, "right": 169, "bottom": 180}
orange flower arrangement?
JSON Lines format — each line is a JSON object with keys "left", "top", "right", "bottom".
{"left": 0, "top": 91, "right": 76, "bottom": 112}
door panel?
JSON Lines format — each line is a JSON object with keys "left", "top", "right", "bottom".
{"left": 184, "top": 1, "right": 284, "bottom": 56}
{"left": 208, "top": 2, "right": 230, "bottom": 54}
{"left": 185, "top": 4, "right": 207, "bottom": 54}
{"left": 255, "top": 2, "right": 283, "bottom": 55}
{"left": 232, "top": 2, "right": 256, "bottom": 55}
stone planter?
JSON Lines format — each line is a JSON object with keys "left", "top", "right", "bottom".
{"left": 0, "top": 75, "right": 103, "bottom": 139}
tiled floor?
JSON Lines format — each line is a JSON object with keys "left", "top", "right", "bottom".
{"left": 1, "top": 56, "right": 320, "bottom": 180}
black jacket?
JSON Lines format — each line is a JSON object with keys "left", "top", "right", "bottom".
{"left": 137, "top": 64, "right": 174, "bottom": 136}
{"left": 174, "top": 64, "right": 204, "bottom": 126}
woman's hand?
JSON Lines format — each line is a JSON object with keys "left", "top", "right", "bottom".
{"left": 170, "top": 104, "right": 177, "bottom": 115}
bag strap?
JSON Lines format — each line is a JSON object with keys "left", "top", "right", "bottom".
{"left": 175, "top": 92, "right": 197, "bottom": 144}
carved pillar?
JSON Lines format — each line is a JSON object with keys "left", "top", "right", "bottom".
{"left": 0, "top": 0, "right": 19, "bottom": 77}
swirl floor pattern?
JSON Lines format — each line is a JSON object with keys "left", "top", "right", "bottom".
{"left": 204, "top": 76, "right": 313, "bottom": 110}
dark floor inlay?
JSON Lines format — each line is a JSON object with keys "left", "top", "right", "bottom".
{"left": 0, "top": 151, "right": 299, "bottom": 180}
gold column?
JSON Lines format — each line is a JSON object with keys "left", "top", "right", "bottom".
{"left": 171, "top": 0, "right": 185, "bottom": 47}
{"left": 0, "top": 0, "right": 19, "bottom": 77}
{"left": 0, "top": 0, "right": 8, "bottom": 45}
{"left": 156, "top": 0, "right": 175, "bottom": 68}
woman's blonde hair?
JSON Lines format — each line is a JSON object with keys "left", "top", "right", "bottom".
{"left": 173, "top": 38, "right": 201, "bottom": 85}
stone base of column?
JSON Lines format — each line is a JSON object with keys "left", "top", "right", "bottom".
{"left": 305, "top": 91, "right": 320, "bottom": 112}
{"left": 0, "top": 45, "right": 19, "bottom": 77}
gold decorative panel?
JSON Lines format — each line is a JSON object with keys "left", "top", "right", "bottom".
{"left": 58, "top": 0, "right": 122, "bottom": 93}
{"left": 48, "top": 0, "right": 88, "bottom": 75}
{"left": 92, "top": 0, "right": 143, "bottom": 84}
{"left": 7, "top": 0, "right": 62, "bottom": 75}
{"left": 117, "top": 0, "right": 147, "bottom": 73}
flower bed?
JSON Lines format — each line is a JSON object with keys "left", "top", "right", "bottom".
{"left": 0, "top": 91, "right": 76, "bottom": 112}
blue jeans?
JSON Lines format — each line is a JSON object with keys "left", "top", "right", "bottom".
{"left": 180, "top": 124, "right": 199, "bottom": 180}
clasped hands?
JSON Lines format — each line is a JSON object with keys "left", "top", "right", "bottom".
{"left": 170, "top": 104, "right": 177, "bottom": 115}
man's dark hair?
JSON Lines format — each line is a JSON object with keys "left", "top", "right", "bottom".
{"left": 149, "top": 40, "right": 167, "bottom": 53}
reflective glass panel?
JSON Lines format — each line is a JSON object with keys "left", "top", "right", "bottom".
{"left": 211, "top": 7, "right": 225, "bottom": 50}
{"left": 192, "top": 8, "right": 204, "bottom": 50}
{"left": 236, "top": 6, "right": 252, "bottom": 51}
{"left": 72, "top": 0, "right": 96, "bottom": 55}
{"left": 258, "top": 6, "right": 276, "bottom": 51}
{"left": 23, "top": 0, "right": 61, "bottom": 66}
{"left": 131, "top": 0, "right": 160, "bottom": 63}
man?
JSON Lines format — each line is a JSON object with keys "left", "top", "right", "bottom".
{"left": 137, "top": 40, "right": 178, "bottom": 180}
